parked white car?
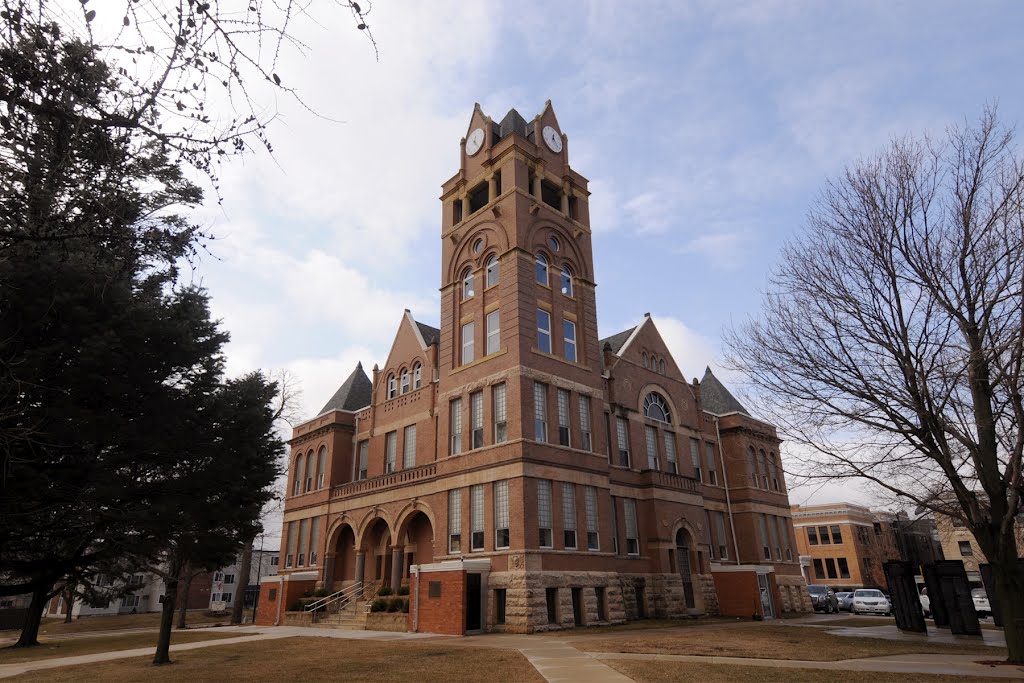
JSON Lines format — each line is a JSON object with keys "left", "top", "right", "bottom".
{"left": 852, "top": 589, "right": 891, "bottom": 615}
{"left": 972, "top": 588, "right": 991, "bottom": 617}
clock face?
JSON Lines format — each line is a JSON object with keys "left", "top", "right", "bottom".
{"left": 466, "top": 127, "right": 485, "bottom": 156}
{"left": 542, "top": 125, "right": 562, "bottom": 153}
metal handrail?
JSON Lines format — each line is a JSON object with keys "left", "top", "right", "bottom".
{"left": 304, "top": 582, "right": 363, "bottom": 614}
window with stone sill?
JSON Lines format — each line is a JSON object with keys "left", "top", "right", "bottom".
{"left": 400, "top": 368, "right": 410, "bottom": 394}
{"left": 485, "top": 254, "right": 499, "bottom": 288}
{"left": 535, "top": 252, "right": 549, "bottom": 286}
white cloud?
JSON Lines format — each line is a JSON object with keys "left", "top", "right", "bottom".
{"left": 649, "top": 315, "right": 719, "bottom": 382}
{"left": 676, "top": 230, "right": 751, "bottom": 271}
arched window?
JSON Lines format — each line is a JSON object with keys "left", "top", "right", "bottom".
{"left": 413, "top": 363, "right": 422, "bottom": 389}
{"left": 462, "top": 267, "right": 475, "bottom": 300}
{"left": 658, "top": 359, "right": 666, "bottom": 374}
{"left": 387, "top": 374, "right": 396, "bottom": 399}
{"left": 485, "top": 254, "right": 499, "bottom": 288}
{"left": 758, "top": 449, "right": 771, "bottom": 489}
{"left": 535, "top": 253, "right": 548, "bottom": 285}
{"left": 770, "top": 451, "right": 781, "bottom": 491}
{"left": 304, "top": 451, "right": 315, "bottom": 492}
{"left": 749, "top": 446, "right": 760, "bottom": 487}
{"left": 400, "top": 368, "right": 410, "bottom": 394}
{"left": 642, "top": 351, "right": 648, "bottom": 368}
{"left": 643, "top": 392, "right": 671, "bottom": 423}
{"left": 316, "top": 446, "right": 327, "bottom": 489}
{"left": 560, "top": 265, "right": 573, "bottom": 297}
{"left": 292, "top": 455, "right": 304, "bottom": 496}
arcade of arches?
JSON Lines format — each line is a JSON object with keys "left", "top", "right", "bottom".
{"left": 326, "top": 512, "right": 434, "bottom": 591}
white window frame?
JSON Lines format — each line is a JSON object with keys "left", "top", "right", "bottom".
{"left": 579, "top": 395, "right": 592, "bottom": 451}
{"left": 706, "top": 442, "right": 718, "bottom": 486}
{"left": 494, "top": 480, "right": 510, "bottom": 549}
{"left": 448, "top": 489, "right": 462, "bottom": 553}
{"left": 562, "top": 483, "right": 577, "bottom": 549}
{"left": 645, "top": 425, "right": 659, "bottom": 470}
{"left": 486, "top": 309, "right": 500, "bottom": 355}
{"left": 450, "top": 398, "right": 463, "bottom": 455}
{"left": 535, "top": 252, "right": 548, "bottom": 285}
{"left": 485, "top": 254, "right": 500, "bottom": 288}
{"left": 537, "top": 308, "right": 552, "bottom": 353}
{"left": 470, "top": 484, "right": 485, "bottom": 551}
{"left": 462, "top": 321, "right": 475, "bottom": 365}
{"left": 585, "top": 486, "right": 599, "bottom": 551}
{"left": 537, "top": 480, "right": 553, "bottom": 548}
{"left": 560, "top": 265, "right": 573, "bottom": 297}
{"left": 493, "top": 383, "right": 507, "bottom": 444}
{"left": 400, "top": 368, "right": 410, "bottom": 394}
{"left": 534, "top": 383, "right": 548, "bottom": 442}
{"left": 616, "top": 416, "right": 630, "bottom": 468}
{"left": 403, "top": 424, "right": 416, "bottom": 469}
{"left": 557, "top": 388, "right": 571, "bottom": 447}
{"left": 664, "top": 432, "right": 677, "bottom": 474}
{"left": 413, "top": 363, "right": 422, "bottom": 389}
{"left": 563, "top": 318, "right": 577, "bottom": 362}
{"left": 470, "top": 390, "right": 484, "bottom": 449}
{"left": 357, "top": 440, "right": 368, "bottom": 480}
{"left": 623, "top": 499, "right": 640, "bottom": 556}
{"left": 384, "top": 431, "right": 397, "bottom": 474}
{"left": 690, "top": 438, "right": 702, "bottom": 483}
{"left": 462, "top": 267, "right": 475, "bottom": 300}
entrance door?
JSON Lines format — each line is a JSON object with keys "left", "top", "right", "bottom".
{"left": 757, "top": 573, "right": 775, "bottom": 619}
{"left": 571, "top": 587, "right": 583, "bottom": 626}
{"left": 465, "top": 573, "right": 482, "bottom": 632}
{"left": 676, "top": 532, "right": 695, "bottom": 609}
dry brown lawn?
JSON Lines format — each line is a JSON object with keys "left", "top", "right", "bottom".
{"left": 36, "top": 611, "right": 232, "bottom": 636}
{"left": 580, "top": 624, "right": 1003, "bottom": 660}
{"left": 0, "top": 630, "right": 242, "bottom": 664}
{"left": 8, "top": 637, "right": 546, "bottom": 683}
{"left": 824, "top": 616, "right": 997, "bottom": 631}
{"left": 605, "top": 659, "right": 979, "bottom": 683}
{"left": 548, "top": 616, "right": 743, "bottom": 637}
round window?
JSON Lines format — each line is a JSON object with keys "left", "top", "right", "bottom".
{"left": 547, "top": 236, "right": 559, "bottom": 252}
{"left": 472, "top": 238, "right": 484, "bottom": 254}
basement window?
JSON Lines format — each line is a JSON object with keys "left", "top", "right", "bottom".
{"left": 468, "top": 181, "right": 488, "bottom": 214}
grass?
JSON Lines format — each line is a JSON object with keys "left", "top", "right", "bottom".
{"left": 579, "top": 623, "right": 1003, "bottom": 660}
{"left": 35, "top": 612, "right": 232, "bottom": 636}
{"left": 549, "top": 616, "right": 742, "bottom": 637}
{"left": 0, "top": 630, "right": 243, "bottom": 664}
{"left": 604, "top": 659, "right": 975, "bottom": 683}
{"left": 8, "top": 637, "right": 546, "bottom": 683}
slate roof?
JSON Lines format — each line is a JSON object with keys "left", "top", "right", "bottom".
{"left": 318, "top": 362, "right": 373, "bottom": 414}
{"left": 416, "top": 322, "right": 440, "bottom": 347}
{"left": 600, "top": 327, "right": 636, "bottom": 355}
{"left": 700, "top": 367, "right": 750, "bottom": 416}
{"left": 497, "top": 108, "right": 531, "bottom": 141}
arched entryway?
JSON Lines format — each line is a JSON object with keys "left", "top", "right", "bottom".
{"left": 329, "top": 524, "right": 357, "bottom": 590}
{"left": 402, "top": 511, "right": 434, "bottom": 583}
{"left": 676, "top": 528, "right": 696, "bottom": 609}
{"left": 363, "top": 518, "right": 393, "bottom": 587}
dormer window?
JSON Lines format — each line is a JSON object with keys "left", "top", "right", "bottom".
{"left": 400, "top": 368, "right": 410, "bottom": 394}
{"left": 387, "top": 374, "right": 397, "bottom": 400}
{"left": 535, "top": 253, "right": 549, "bottom": 285}
{"left": 462, "top": 267, "right": 475, "bottom": 300}
{"left": 560, "top": 265, "right": 573, "bottom": 297}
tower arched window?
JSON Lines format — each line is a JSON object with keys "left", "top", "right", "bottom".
{"left": 749, "top": 446, "right": 760, "bottom": 488}
{"left": 770, "top": 451, "right": 781, "bottom": 491}
{"left": 642, "top": 352, "right": 648, "bottom": 368}
{"left": 560, "top": 265, "right": 573, "bottom": 297}
{"left": 485, "top": 254, "right": 500, "bottom": 288}
{"left": 387, "top": 374, "right": 396, "bottom": 399}
{"left": 292, "top": 455, "right": 304, "bottom": 496}
{"left": 400, "top": 368, "right": 410, "bottom": 394}
{"left": 462, "top": 267, "right": 475, "bottom": 300}
{"left": 316, "top": 446, "right": 327, "bottom": 489}
{"left": 413, "top": 363, "right": 422, "bottom": 390}
{"left": 643, "top": 392, "right": 671, "bottom": 423}
{"left": 304, "top": 451, "right": 315, "bottom": 492}
{"left": 535, "top": 253, "right": 549, "bottom": 285}
{"left": 759, "top": 449, "right": 771, "bottom": 489}
{"left": 658, "top": 359, "right": 666, "bottom": 374}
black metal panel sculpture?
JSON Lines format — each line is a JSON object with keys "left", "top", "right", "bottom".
{"left": 884, "top": 560, "right": 927, "bottom": 633}
{"left": 921, "top": 563, "right": 949, "bottom": 628}
{"left": 935, "top": 560, "right": 981, "bottom": 636}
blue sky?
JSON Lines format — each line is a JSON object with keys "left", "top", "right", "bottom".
{"left": 187, "top": 1, "right": 1024, "bottom": 508}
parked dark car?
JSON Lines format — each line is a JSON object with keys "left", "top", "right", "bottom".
{"left": 808, "top": 584, "right": 839, "bottom": 613}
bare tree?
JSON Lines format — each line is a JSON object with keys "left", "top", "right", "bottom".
{"left": 726, "top": 106, "right": 1024, "bottom": 660}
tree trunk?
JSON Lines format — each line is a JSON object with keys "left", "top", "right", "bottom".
{"left": 14, "top": 586, "right": 50, "bottom": 648}
{"left": 153, "top": 575, "right": 178, "bottom": 665}
{"left": 176, "top": 566, "right": 192, "bottom": 630}
{"left": 231, "top": 541, "right": 253, "bottom": 625}
{"left": 990, "top": 548, "right": 1024, "bottom": 662}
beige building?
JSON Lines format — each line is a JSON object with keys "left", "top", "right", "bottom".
{"left": 933, "top": 511, "right": 1024, "bottom": 584}
{"left": 792, "top": 503, "right": 901, "bottom": 589}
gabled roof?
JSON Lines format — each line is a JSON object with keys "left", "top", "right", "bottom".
{"left": 318, "top": 362, "right": 373, "bottom": 414}
{"left": 416, "top": 321, "right": 440, "bottom": 347}
{"left": 700, "top": 367, "right": 750, "bottom": 416}
{"left": 600, "top": 326, "right": 636, "bottom": 355}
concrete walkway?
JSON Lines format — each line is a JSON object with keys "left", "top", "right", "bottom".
{"left": 593, "top": 651, "right": 1024, "bottom": 679}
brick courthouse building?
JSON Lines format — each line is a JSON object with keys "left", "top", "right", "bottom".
{"left": 256, "top": 102, "right": 810, "bottom": 633}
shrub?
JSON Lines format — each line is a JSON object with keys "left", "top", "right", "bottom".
{"left": 386, "top": 598, "right": 401, "bottom": 612}
{"left": 288, "top": 600, "right": 304, "bottom": 612}
{"left": 378, "top": 586, "right": 393, "bottom": 596}
{"left": 397, "top": 585, "right": 409, "bottom": 596}
{"left": 371, "top": 598, "right": 388, "bottom": 613}
{"left": 312, "top": 588, "right": 330, "bottom": 598}
{"left": 401, "top": 600, "right": 410, "bottom": 613}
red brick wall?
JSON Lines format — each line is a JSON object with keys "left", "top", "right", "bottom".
{"left": 413, "top": 569, "right": 466, "bottom": 635}
{"left": 712, "top": 571, "right": 761, "bottom": 618}
{"left": 254, "top": 578, "right": 315, "bottom": 627}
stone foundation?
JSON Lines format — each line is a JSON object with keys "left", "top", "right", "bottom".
{"left": 698, "top": 574, "right": 720, "bottom": 615}
{"left": 775, "top": 574, "right": 812, "bottom": 613}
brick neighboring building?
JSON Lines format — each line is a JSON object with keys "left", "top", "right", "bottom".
{"left": 934, "top": 510, "right": 1021, "bottom": 586}
{"left": 258, "top": 102, "right": 810, "bottom": 633}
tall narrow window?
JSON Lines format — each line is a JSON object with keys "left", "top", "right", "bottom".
{"left": 494, "top": 480, "right": 510, "bottom": 548}
{"left": 705, "top": 510, "right": 716, "bottom": 560}
{"left": 493, "top": 383, "right": 507, "bottom": 443}
{"left": 461, "top": 321, "right": 475, "bottom": 365}
{"left": 400, "top": 368, "right": 410, "bottom": 394}
{"left": 387, "top": 374, "right": 396, "bottom": 399}
{"left": 610, "top": 495, "right": 620, "bottom": 554}
{"left": 316, "top": 446, "right": 327, "bottom": 489}
{"left": 623, "top": 499, "right": 639, "bottom": 555}
{"left": 715, "top": 512, "right": 729, "bottom": 560}
{"left": 470, "top": 390, "right": 484, "bottom": 449}
{"left": 292, "top": 456, "right": 304, "bottom": 496}
{"left": 462, "top": 267, "right": 475, "bottom": 300}
{"left": 830, "top": 525, "right": 843, "bottom": 545}
{"left": 645, "top": 426, "right": 659, "bottom": 470}
{"left": 690, "top": 438, "right": 702, "bottom": 483}
{"left": 537, "top": 309, "right": 552, "bottom": 353}
{"left": 297, "top": 518, "right": 309, "bottom": 567}
{"left": 534, "top": 383, "right": 548, "bottom": 442}
{"left": 384, "top": 431, "right": 397, "bottom": 474}
{"left": 770, "top": 452, "right": 781, "bottom": 491}
{"left": 779, "top": 517, "right": 793, "bottom": 561}
{"left": 285, "top": 521, "right": 297, "bottom": 568}
{"left": 838, "top": 557, "right": 850, "bottom": 579}
{"left": 705, "top": 442, "right": 718, "bottom": 485}
{"left": 562, "top": 483, "right": 577, "bottom": 548}
{"left": 759, "top": 515, "right": 771, "bottom": 560}
{"left": 471, "top": 484, "right": 485, "bottom": 551}
{"left": 450, "top": 397, "right": 463, "bottom": 455}
{"left": 759, "top": 449, "right": 771, "bottom": 488}
{"left": 616, "top": 417, "right": 630, "bottom": 467}
{"left": 413, "top": 363, "right": 422, "bottom": 389}
{"left": 309, "top": 517, "right": 320, "bottom": 566}
{"left": 584, "top": 486, "right": 599, "bottom": 550}
{"left": 819, "top": 525, "right": 831, "bottom": 545}
{"left": 486, "top": 310, "right": 501, "bottom": 355}
{"left": 563, "top": 319, "right": 577, "bottom": 362}
{"left": 749, "top": 446, "right": 760, "bottom": 488}
{"left": 357, "top": 441, "right": 368, "bottom": 480}
{"left": 304, "top": 451, "right": 314, "bottom": 492}
{"left": 808, "top": 527, "right": 819, "bottom": 545}
{"left": 538, "top": 480, "right": 553, "bottom": 547}
{"left": 535, "top": 252, "right": 549, "bottom": 285}
{"left": 560, "top": 265, "right": 573, "bottom": 297}
{"left": 664, "top": 432, "right": 677, "bottom": 474}
{"left": 768, "top": 514, "right": 782, "bottom": 560}
{"left": 485, "top": 254, "right": 500, "bottom": 288}
{"left": 403, "top": 424, "right": 417, "bottom": 469}
{"left": 579, "top": 396, "right": 592, "bottom": 451}
{"left": 557, "top": 389, "right": 571, "bottom": 446}
{"left": 448, "top": 490, "right": 461, "bottom": 553}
